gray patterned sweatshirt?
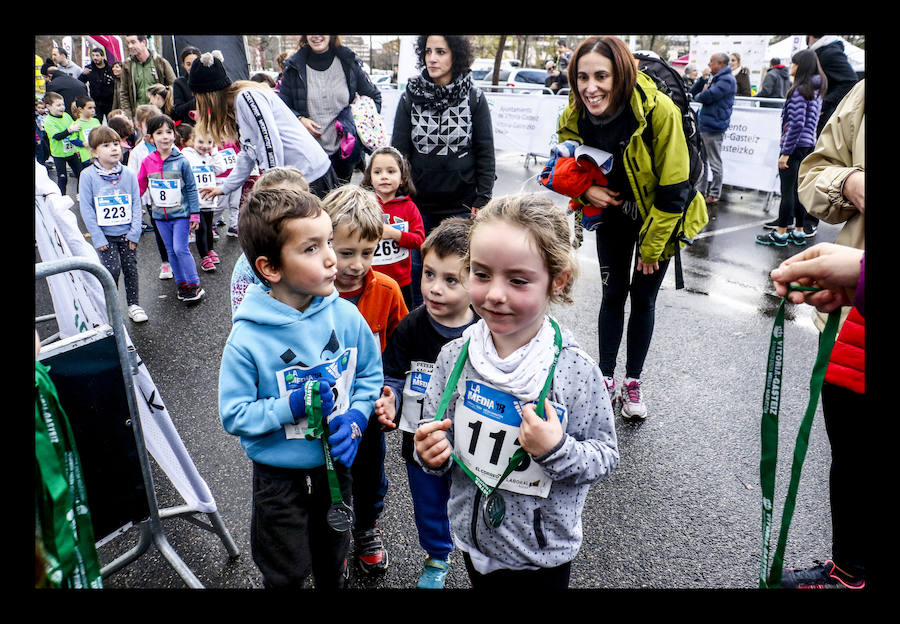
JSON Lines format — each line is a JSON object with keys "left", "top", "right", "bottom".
{"left": 416, "top": 327, "right": 618, "bottom": 574}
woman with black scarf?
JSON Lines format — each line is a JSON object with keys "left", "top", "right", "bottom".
{"left": 278, "top": 35, "right": 382, "bottom": 183}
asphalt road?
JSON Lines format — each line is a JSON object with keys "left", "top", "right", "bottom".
{"left": 35, "top": 151, "right": 842, "bottom": 590}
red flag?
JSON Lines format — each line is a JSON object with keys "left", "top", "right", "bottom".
{"left": 86, "top": 35, "right": 125, "bottom": 63}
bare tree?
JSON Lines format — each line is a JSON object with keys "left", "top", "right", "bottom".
{"left": 491, "top": 35, "right": 507, "bottom": 85}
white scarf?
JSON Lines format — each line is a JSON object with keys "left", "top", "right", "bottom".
{"left": 462, "top": 316, "right": 558, "bottom": 402}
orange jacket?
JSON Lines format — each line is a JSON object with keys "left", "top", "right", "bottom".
{"left": 341, "top": 269, "right": 408, "bottom": 352}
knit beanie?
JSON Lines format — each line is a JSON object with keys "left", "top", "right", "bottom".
{"left": 189, "top": 50, "right": 231, "bottom": 93}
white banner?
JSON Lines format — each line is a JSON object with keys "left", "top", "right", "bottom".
{"left": 35, "top": 162, "right": 218, "bottom": 516}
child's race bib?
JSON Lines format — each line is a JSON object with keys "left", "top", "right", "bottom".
{"left": 192, "top": 164, "right": 217, "bottom": 208}
{"left": 452, "top": 379, "right": 567, "bottom": 498}
{"left": 94, "top": 194, "right": 133, "bottom": 227}
{"left": 148, "top": 178, "right": 182, "bottom": 208}
{"left": 372, "top": 220, "right": 409, "bottom": 266}
{"left": 399, "top": 360, "right": 433, "bottom": 433}
{"left": 218, "top": 148, "right": 237, "bottom": 170}
{"left": 61, "top": 137, "right": 75, "bottom": 154}
{"left": 275, "top": 348, "right": 358, "bottom": 439}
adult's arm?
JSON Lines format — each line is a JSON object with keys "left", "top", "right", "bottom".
{"left": 693, "top": 74, "right": 730, "bottom": 105}
{"left": 390, "top": 92, "right": 413, "bottom": 156}
{"left": 171, "top": 79, "right": 195, "bottom": 122}
{"left": 220, "top": 90, "right": 287, "bottom": 195}
{"left": 469, "top": 89, "right": 495, "bottom": 209}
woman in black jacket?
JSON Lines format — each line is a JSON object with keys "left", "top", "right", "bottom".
{"left": 391, "top": 35, "right": 495, "bottom": 231}
{"left": 278, "top": 35, "right": 382, "bottom": 182}
{"left": 172, "top": 46, "right": 200, "bottom": 125}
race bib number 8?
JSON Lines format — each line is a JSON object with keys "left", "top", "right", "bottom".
{"left": 275, "top": 348, "right": 358, "bottom": 439}
{"left": 94, "top": 194, "right": 132, "bottom": 226}
{"left": 148, "top": 178, "right": 182, "bottom": 208}
{"left": 453, "top": 380, "right": 567, "bottom": 498}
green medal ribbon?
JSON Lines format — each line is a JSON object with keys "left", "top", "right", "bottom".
{"left": 759, "top": 286, "right": 841, "bottom": 589}
{"left": 432, "top": 317, "right": 563, "bottom": 528}
{"left": 302, "top": 381, "right": 353, "bottom": 532}
{"left": 34, "top": 360, "right": 103, "bottom": 588}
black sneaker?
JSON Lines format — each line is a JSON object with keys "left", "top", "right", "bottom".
{"left": 763, "top": 218, "right": 779, "bottom": 229}
{"left": 179, "top": 283, "right": 205, "bottom": 302}
{"left": 803, "top": 223, "right": 818, "bottom": 238}
{"left": 780, "top": 559, "right": 865, "bottom": 589}
{"left": 788, "top": 230, "right": 807, "bottom": 246}
{"left": 756, "top": 231, "right": 788, "bottom": 247}
{"left": 354, "top": 525, "right": 388, "bottom": 574}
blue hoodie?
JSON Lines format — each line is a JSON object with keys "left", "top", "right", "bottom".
{"left": 219, "top": 283, "right": 383, "bottom": 469}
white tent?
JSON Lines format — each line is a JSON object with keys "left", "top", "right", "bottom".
{"left": 766, "top": 35, "right": 864, "bottom": 72}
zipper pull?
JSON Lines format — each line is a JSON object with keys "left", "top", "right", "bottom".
{"left": 306, "top": 474, "right": 313, "bottom": 495}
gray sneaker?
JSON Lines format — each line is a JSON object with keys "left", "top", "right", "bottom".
{"left": 620, "top": 380, "right": 647, "bottom": 420}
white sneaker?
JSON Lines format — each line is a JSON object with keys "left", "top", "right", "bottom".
{"left": 128, "top": 304, "right": 148, "bottom": 323}
{"left": 620, "top": 379, "right": 647, "bottom": 420}
{"left": 159, "top": 262, "right": 173, "bottom": 279}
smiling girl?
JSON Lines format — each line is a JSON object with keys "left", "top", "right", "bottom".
{"left": 414, "top": 193, "right": 618, "bottom": 589}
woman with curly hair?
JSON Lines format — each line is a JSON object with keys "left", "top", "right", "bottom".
{"left": 391, "top": 34, "right": 495, "bottom": 305}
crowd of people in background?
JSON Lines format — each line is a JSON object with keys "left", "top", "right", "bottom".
{"left": 34, "top": 33, "right": 865, "bottom": 592}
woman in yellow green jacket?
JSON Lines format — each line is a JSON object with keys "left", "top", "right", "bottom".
{"left": 557, "top": 35, "right": 707, "bottom": 420}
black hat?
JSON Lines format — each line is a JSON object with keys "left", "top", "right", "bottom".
{"left": 189, "top": 50, "right": 231, "bottom": 93}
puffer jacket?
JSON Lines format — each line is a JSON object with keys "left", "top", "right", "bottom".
{"left": 557, "top": 71, "right": 708, "bottom": 263}
{"left": 693, "top": 65, "right": 737, "bottom": 134}
{"left": 780, "top": 75, "right": 823, "bottom": 156}
{"left": 278, "top": 45, "right": 381, "bottom": 119}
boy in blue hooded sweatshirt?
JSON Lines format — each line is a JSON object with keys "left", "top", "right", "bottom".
{"left": 218, "top": 187, "right": 383, "bottom": 589}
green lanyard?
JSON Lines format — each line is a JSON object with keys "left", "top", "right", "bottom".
{"left": 302, "top": 381, "right": 353, "bottom": 532}
{"left": 432, "top": 317, "right": 563, "bottom": 528}
{"left": 34, "top": 360, "right": 103, "bottom": 588}
{"left": 759, "top": 287, "right": 840, "bottom": 588}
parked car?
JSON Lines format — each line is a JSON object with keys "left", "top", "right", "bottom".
{"left": 476, "top": 67, "right": 550, "bottom": 94}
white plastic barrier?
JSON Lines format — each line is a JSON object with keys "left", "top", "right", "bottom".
{"left": 379, "top": 88, "right": 784, "bottom": 193}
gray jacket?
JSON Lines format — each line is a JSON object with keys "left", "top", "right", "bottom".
{"left": 221, "top": 87, "right": 332, "bottom": 195}
{"left": 416, "top": 327, "right": 618, "bottom": 573}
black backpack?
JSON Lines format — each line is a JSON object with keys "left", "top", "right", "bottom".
{"left": 632, "top": 51, "right": 706, "bottom": 191}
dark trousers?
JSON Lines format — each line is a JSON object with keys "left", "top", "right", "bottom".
{"left": 149, "top": 209, "right": 169, "bottom": 263}
{"left": 821, "top": 380, "right": 868, "bottom": 578}
{"left": 195, "top": 211, "right": 215, "bottom": 258}
{"left": 96, "top": 234, "right": 140, "bottom": 306}
{"left": 330, "top": 151, "right": 357, "bottom": 184}
{"left": 308, "top": 166, "right": 340, "bottom": 199}
{"left": 53, "top": 154, "right": 83, "bottom": 194}
{"left": 250, "top": 461, "right": 353, "bottom": 589}
{"left": 595, "top": 208, "right": 669, "bottom": 379}
{"left": 776, "top": 145, "right": 815, "bottom": 229}
{"left": 462, "top": 552, "right": 571, "bottom": 589}
{"left": 351, "top": 413, "right": 388, "bottom": 531}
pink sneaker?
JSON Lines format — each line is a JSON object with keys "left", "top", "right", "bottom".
{"left": 200, "top": 255, "right": 216, "bottom": 272}
{"left": 207, "top": 250, "right": 220, "bottom": 264}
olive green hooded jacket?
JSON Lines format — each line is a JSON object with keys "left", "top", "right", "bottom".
{"left": 557, "top": 71, "right": 708, "bottom": 263}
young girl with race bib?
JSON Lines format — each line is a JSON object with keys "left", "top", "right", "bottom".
{"left": 78, "top": 125, "right": 147, "bottom": 323}
{"left": 180, "top": 124, "right": 227, "bottom": 272}
{"left": 362, "top": 146, "right": 425, "bottom": 310}
{"left": 414, "top": 193, "right": 619, "bottom": 589}
{"left": 137, "top": 114, "right": 204, "bottom": 303}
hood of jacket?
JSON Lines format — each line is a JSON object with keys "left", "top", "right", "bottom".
{"left": 232, "top": 282, "right": 339, "bottom": 328}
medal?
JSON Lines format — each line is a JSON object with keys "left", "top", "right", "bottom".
{"left": 326, "top": 501, "right": 354, "bottom": 533}
{"left": 482, "top": 492, "right": 506, "bottom": 529}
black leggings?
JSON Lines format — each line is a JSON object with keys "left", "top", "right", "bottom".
{"left": 96, "top": 235, "right": 140, "bottom": 306}
{"left": 595, "top": 207, "right": 669, "bottom": 379}
{"left": 776, "top": 145, "right": 814, "bottom": 229}
{"left": 195, "top": 211, "right": 215, "bottom": 258}
{"left": 53, "top": 154, "right": 83, "bottom": 194}
{"left": 821, "top": 380, "right": 868, "bottom": 578}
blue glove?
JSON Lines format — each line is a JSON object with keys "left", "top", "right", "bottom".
{"left": 327, "top": 408, "right": 368, "bottom": 467}
{"left": 288, "top": 379, "right": 335, "bottom": 424}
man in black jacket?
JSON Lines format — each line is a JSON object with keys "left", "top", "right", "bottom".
{"left": 755, "top": 58, "right": 789, "bottom": 108}
{"left": 807, "top": 35, "right": 859, "bottom": 135}
{"left": 79, "top": 47, "right": 116, "bottom": 122}
{"left": 45, "top": 68, "right": 88, "bottom": 117}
